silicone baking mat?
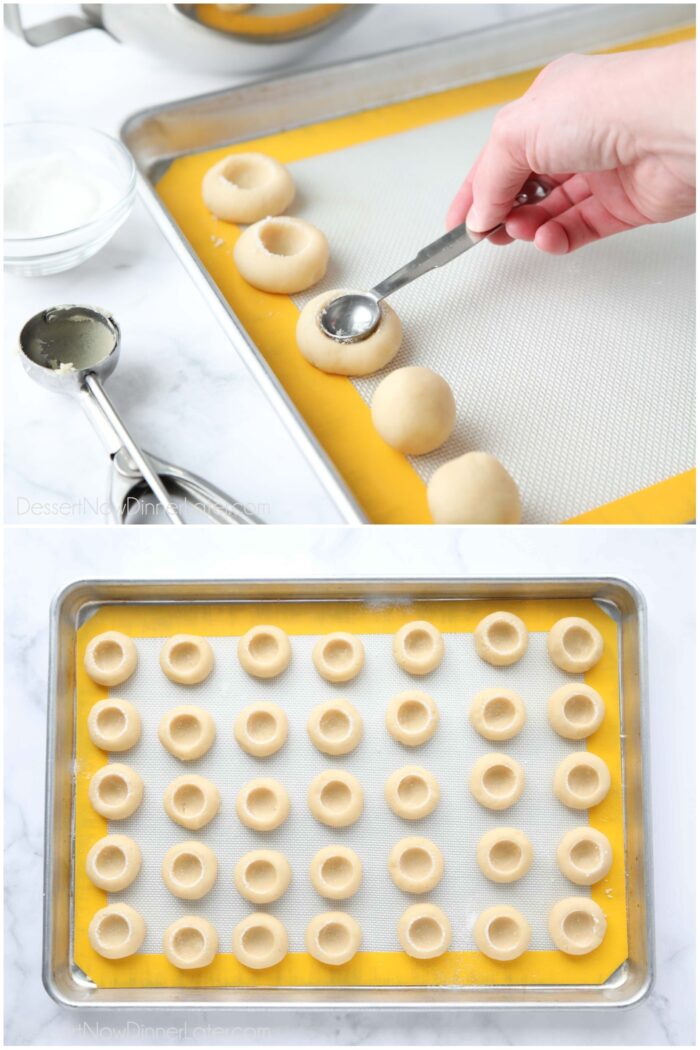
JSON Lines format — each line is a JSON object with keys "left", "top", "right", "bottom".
{"left": 73, "top": 598, "right": 626, "bottom": 989}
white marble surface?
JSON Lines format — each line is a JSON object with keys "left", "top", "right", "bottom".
{"left": 4, "top": 525, "right": 695, "bottom": 1045}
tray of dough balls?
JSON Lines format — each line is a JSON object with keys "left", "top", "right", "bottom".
{"left": 135, "top": 18, "right": 696, "bottom": 526}
{"left": 71, "top": 593, "right": 629, "bottom": 994}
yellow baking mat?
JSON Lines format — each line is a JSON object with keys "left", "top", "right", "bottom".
{"left": 156, "top": 25, "right": 695, "bottom": 526}
{"left": 73, "top": 597, "right": 626, "bottom": 989}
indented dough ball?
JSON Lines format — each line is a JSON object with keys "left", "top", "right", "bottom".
{"left": 296, "top": 289, "right": 402, "bottom": 376}
{"left": 234, "top": 216, "right": 329, "bottom": 294}
{"left": 201, "top": 152, "right": 294, "bottom": 223}
{"left": 370, "top": 367, "right": 456, "bottom": 455}
{"left": 427, "top": 452, "right": 521, "bottom": 524}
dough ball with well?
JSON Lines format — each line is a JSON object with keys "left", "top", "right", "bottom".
{"left": 296, "top": 289, "right": 402, "bottom": 376}
{"left": 427, "top": 452, "right": 521, "bottom": 524}
{"left": 234, "top": 216, "right": 329, "bottom": 294}
{"left": 202, "top": 152, "right": 294, "bottom": 224}
{"left": 371, "top": 367, "right": 456, "bottom": 455}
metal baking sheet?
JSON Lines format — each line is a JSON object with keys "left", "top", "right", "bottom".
{"left": 44, "top": 577, "right": 652, "bottom": 1009}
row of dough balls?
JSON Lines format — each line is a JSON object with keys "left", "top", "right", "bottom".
{"left": 88, "top": 893, "right": 607, "bottom": 968}
{"left": 83, "top": 613, "right": 604, "bottom": 688}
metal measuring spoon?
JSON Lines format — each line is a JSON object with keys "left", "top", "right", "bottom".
{"left": 18, "top": 304, "right": 261, "bottom": 525}
{"left": 319, "top": 176, "right": 554, "bottom": 343}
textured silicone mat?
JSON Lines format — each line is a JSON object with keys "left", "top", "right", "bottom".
{"left": 156, "top": 26, "right": 695, "bottom": 525}
{"left": 73, "top": 599, "right": 627, "bottom": 989}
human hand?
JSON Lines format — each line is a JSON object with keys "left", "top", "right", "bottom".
{"left": 446, "top": 42, "right": 696, "bottom": 253}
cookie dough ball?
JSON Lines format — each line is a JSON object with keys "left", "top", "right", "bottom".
{"left": 234, "top": 849, "right": 291, "bottom": 904}
{"left": 476, "top": 828, "right": 533, "bottom": 883}
{"left": 296, "top": 288, "right": 402, "bottom": 376}
{"left": 238, "top": 625, "right": 291, "bottom": 679}
{"left": 474, "top": 612, "right": 528, "bottom": 667}
{"left": 158, "top": 705, "right": 216, "bottom": 761}
{"left": 393, "top": 620, "right": 444, "bottom": 675}
{"left": 87, "top": 698, "right": 141, "bottom": 752}
{"left": 307, "top": 698, "right": 363, "bottom": 756}
{"left": 548, "top": 683, "right": 605, "bottom": 740}
{"left": 86, "top": 834, "right": 141, "bottom": 892}
{"left": 88, "top": 763, "right": 143, "bottom": 820}
{"left": 162, "top": 841, "right": 218, "bottom": 900}
{"left": 548, "top": 897, "right": 607, "bottom": 955}
{"left": 557, "top": 827, "right": 613, "bottom": 886}
{"left": 386, "top": 690, "right": 439, "bottom": 746}
{"left": 398, "top": 903, "right": 451, "bottom": 959}
{"left": 473, "top": 905, "right": 530, "bottom": 961}
{"left": 163, "top": 916, "right": 218, "bottom": 970}
{"left": 160, "top": 635, "right": 214, "bottom": 685}
{"left": 234, "top": 701, "right": 288, "bottom": 757}
{"left": 427, "top": 452, "right": 521, "bottom": 524}
{"left": 469, "top": 688, "right": 526, "bottom": 741}
{"left": 309, "top": 845, "right": 362, "bottom": 900}
{"left": 237, "top": 777, "right": 290, "bottom": 831}
{"left": 234, "top": 216, "right": 329, "bottom": 293}
{"left": 202, "top": 152, "right": 294, "bottom": 223}
{"left": 84, "top": 631, "right": 137, "bottom": 687}
{"left": 385, "top": 766, "right": 440, "bottom": 820}
{"left": 312, "top": 632, "right": 364, "bottom": 683}
{"left": 308, "top": 769, "right": 363, "bottom": 827}
{"left": 163, "top": 774, "right": 220, "bottom": 830}
{"left": 469, "top": 754, "right": 524, "bottom": 811}
{"left": 553, "top": 753, "right": 611, "bottom": 810}
{"left": 548, "top": 617, "right": 604, "bottom": 673}
{"left": 88, "top": 902, "right": 145, "bottom": 960}
{"left": 371, "top": 367, "right": 456, "bottom": 455}
{"left": 388, "top": 836, "right": 444, "bottom": 893}
{"left": 232, "top": 913, "right": 288, "bottom": 969}
{"left": 305, "top": 912, "right": 361, "bottom": 966}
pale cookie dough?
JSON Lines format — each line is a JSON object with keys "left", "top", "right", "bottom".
{"left": 237, "top": 777, "right": 290, "bottom": 831}
{"left": 88, "top": 902, "right": 145, "bottom": 960}
{"left": 234, "top": 849, "right": 292, "bottom": 904}
{"left": 385, "top": 765, "right": 440, "bottom": 820}
{"left": 309, "top": 845, "right": 362, "bottom": 900}
{"left": 427, "top": 452, "right": 521, "bottom": 524}
{"left": 548, "top": 897, "right": 607, "bottom": 955}
{"left": 238, "top": 625, "right": 291, "bottom": 679}
{"left": 307, "top": 698, "right": 363, "bottom": 756}
{"left": 163, "top": 916, "right": 218, "bottom": 970}
{"left": 548, "top": 683, "right": 605, "bottom": 740}
{"left": 476, "top": 828, "right": 533, "bottom": 883}
{"left": 548, "top": 616, "right": 603, "bottom": 673}
{"left": 234, "top": 701, "right": 288, "bottom": 757}
{"left": 554, "top": 753, "right": 611, "bottom": 810}
{"left": 158, "top": 705, "right": 216, "bottom": 761}
{"left": 474, "top": 612, "right": 528, "bottom": 667}
{"left": 370, "top": 367, "right": 456, "bottom": 455}
{"left": 87, "top": 698, "right": 141, "bottom": 752}
{"left": 312, "top": 632, "right": 364, "bottom": 683}
{"left": 469, "top": 688, "right": 526, "bottom": 741}
{"left": 386, "top": 690, "right": 439, "bottom": 746}
{"left": 296, "top": 288, "right": 402, "bottom": 376}
{"left": 392, "top": 620, "right": 444, "bottom": 675}
{"left": 84, "top": 631, "right": 137, "bottom": 687}
{"left": 86, "top": 834, "right": 141, "bottom": 892}
{"left": 232, "top": 913, "right": 288, "bottom": 969}
{"left": 163, "top": 774, "right": 220, "bottom": 830}
{"left": 308, "top": 769, "right": 363, "bottom": 827}
{"left": 469, "top": 754, "right": 525, "bottom": 811}
{"left": 162, "top": 841, "right": 218, "bottom": 900}
{"left": 388, "top": 836, "right": 444, "bottom": 893}
{"left": 88, "top": 763, "right": 144, "bottom": 820}
{"left": 473, "top": 905, "right": 531, "bottom": 961}
{"left": 557, "top": 827, "right": 613, "bottom": 886}
{"left": 234, "top": 216, "right": 329, "bottom": 293}
{"left": 202, "top": 152, "right": 294, "bottom": 223}
{"left": 160, "top": 635, "right": 214, "bottom": 685}
{"left": 305, "top": 912, "right": 361, "bottom": 966}
{"left": 398, "top": 903, "right": 452, "bottom": 959}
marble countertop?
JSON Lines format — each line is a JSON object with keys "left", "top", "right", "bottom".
{"left": 4, "top": 525, "right": 695, "bottom": 1044}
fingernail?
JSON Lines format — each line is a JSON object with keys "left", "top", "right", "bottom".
{"left": 466, "top": 206, "right": 483, "bottom": 231}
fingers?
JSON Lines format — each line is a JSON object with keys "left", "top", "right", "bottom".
{"left": 446, "top": 175, "right": 473, "bottom": 229}
{"left": 534, "top": 195, "right": 638, "bottom": 253}
{"left": 466, "top": 112, "right": 533, "bottom": 232}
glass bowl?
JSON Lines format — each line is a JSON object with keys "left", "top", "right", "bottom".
{"left": 4, "top": 122, "right": 137, "bottom": 277}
